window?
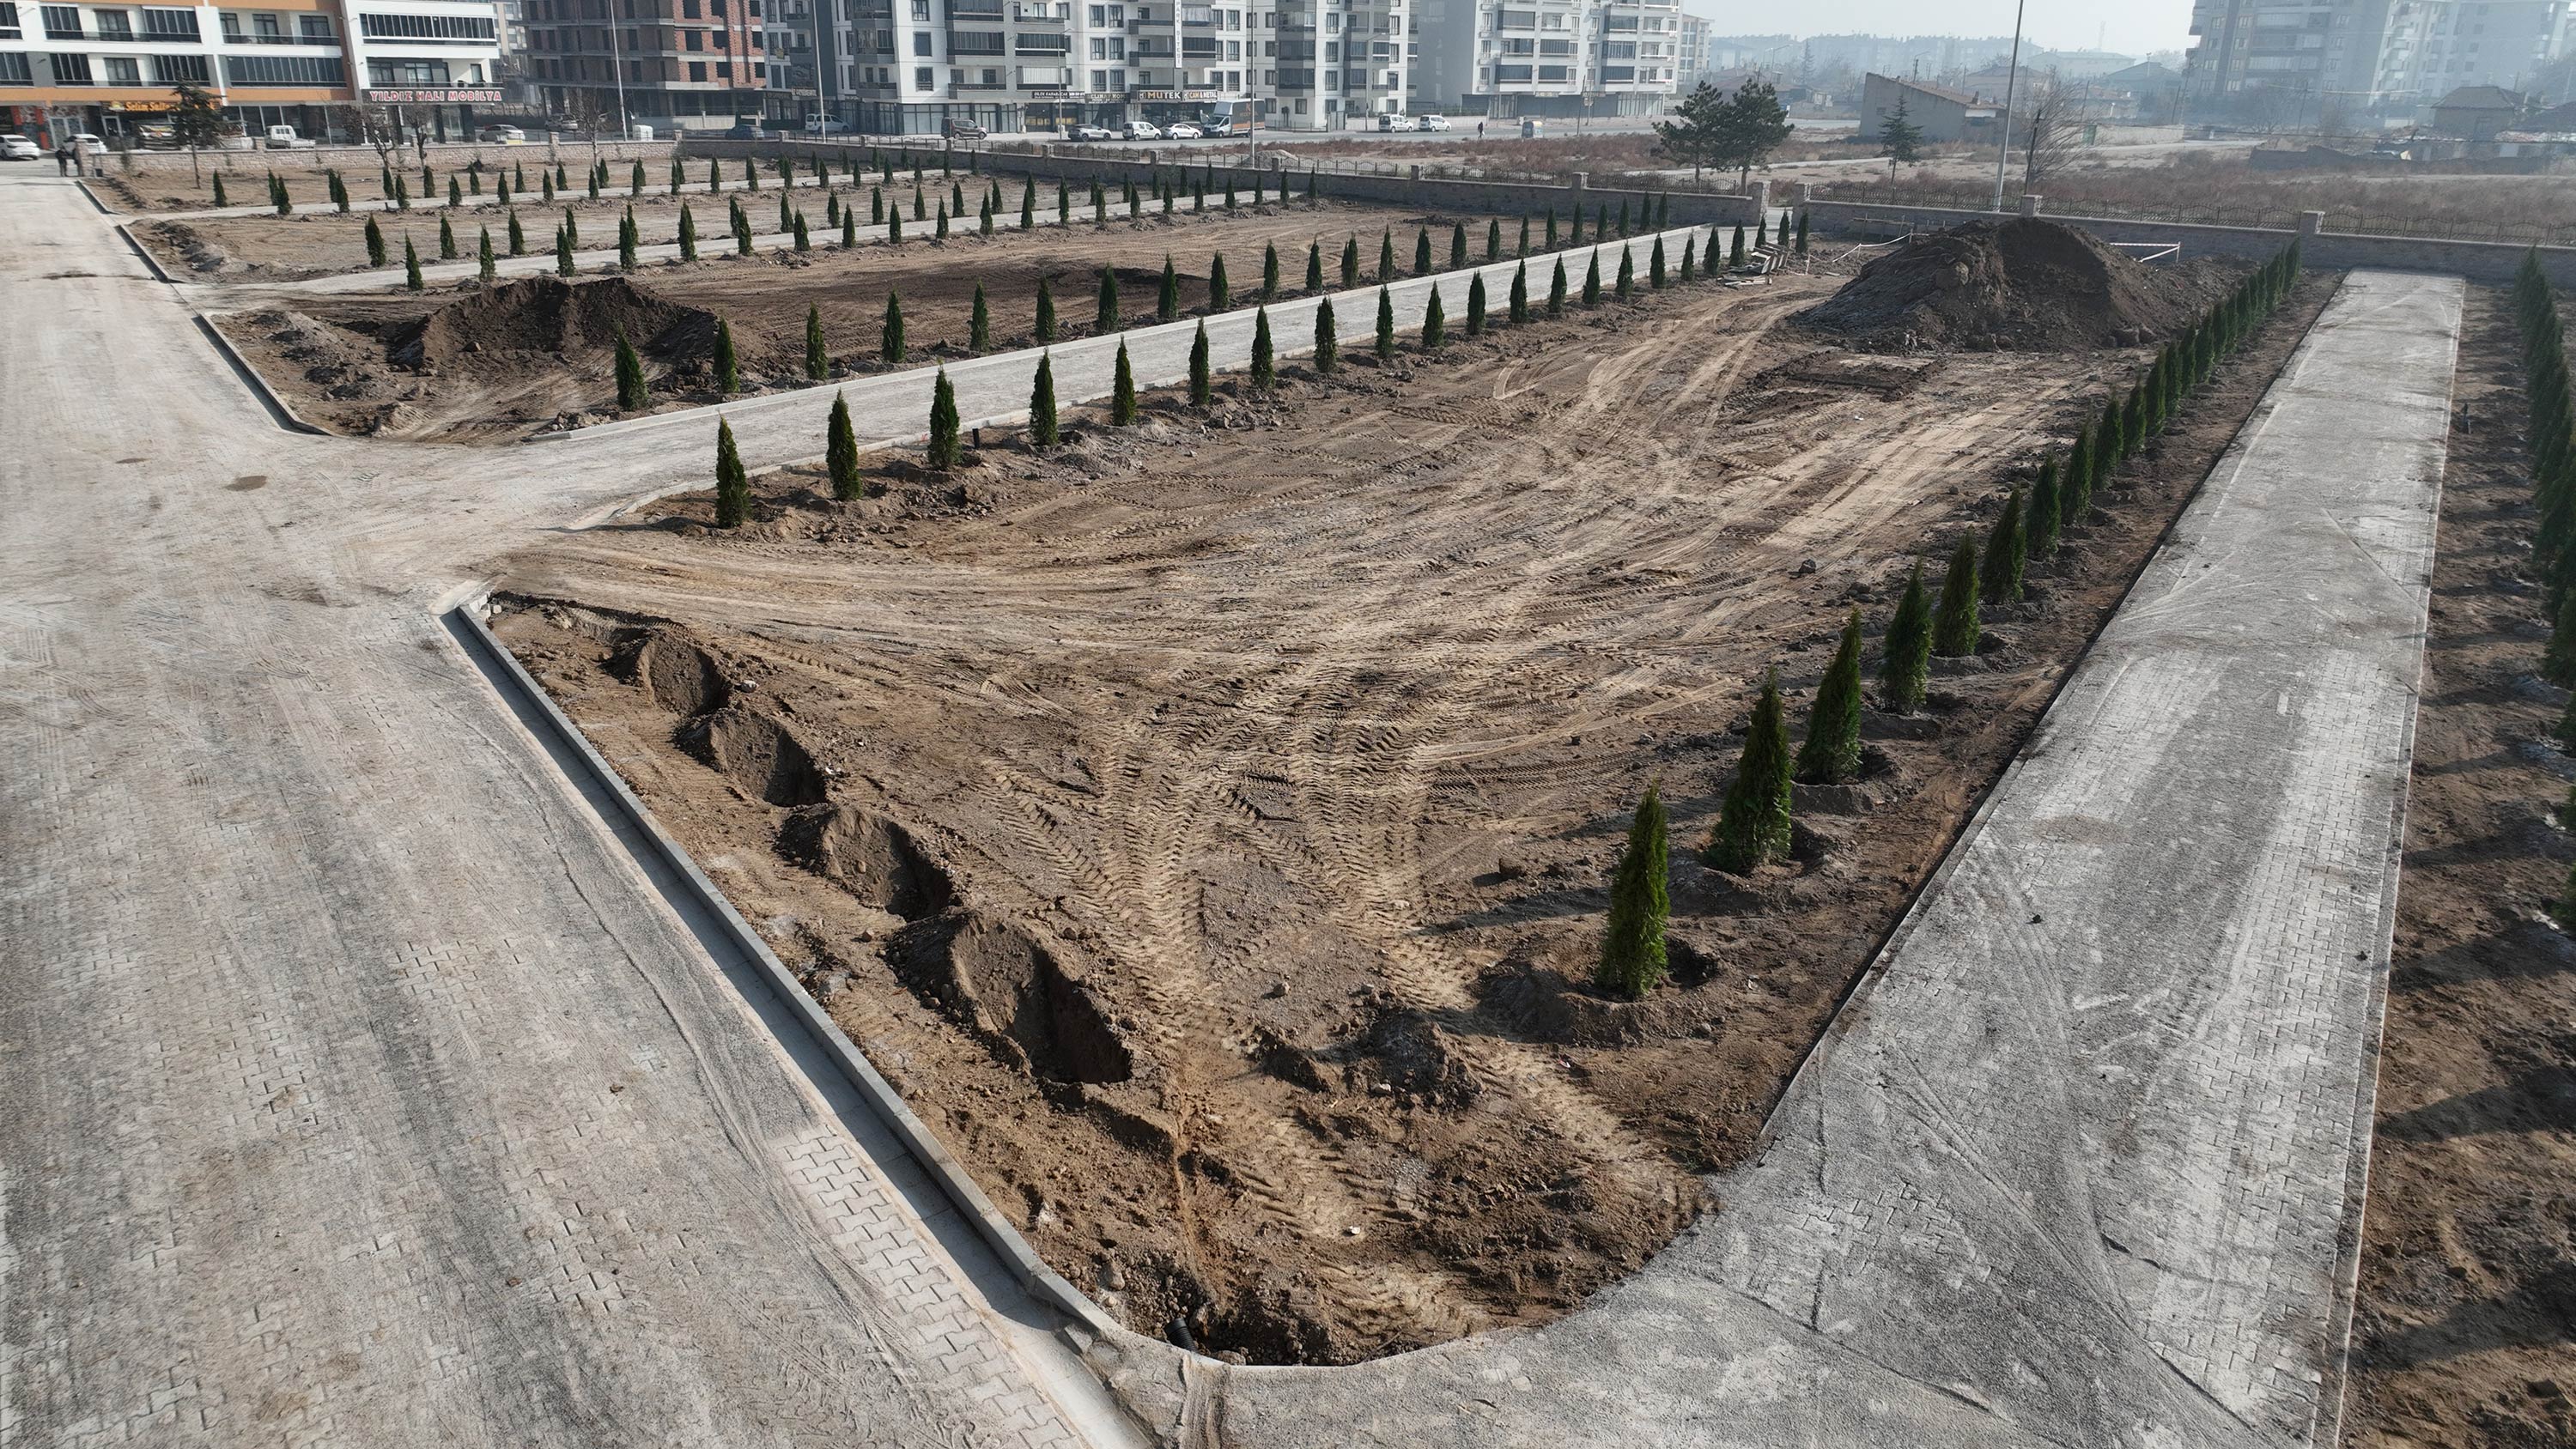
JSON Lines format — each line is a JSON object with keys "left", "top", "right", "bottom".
{"left": 103, "top": 54, "right": 141, "bottom": 84}
{"left": 1498, "top": 8, "right": 1532, "bottom": 26}
{"left": 714, "top": 59, "right": 730, "bottom": 76}
{"left": 1492, "top": 62, "right": 1530, "bottom": 82}
{"left": 225, "top": 52, "right": 343, "bottom": 84}
{"left": 684, "top": 27, "right": 700, "bottom": 47}
{"left": 0, "top": 52, "right": 25, "bottom": 81}
{"left": 1536, "top": 36, "right": 1568, "bottom": 54}
{"left": 952, "top": 27, "right": 1000, "bottom": 52}
{"left": 94, "top": 9, "right": 131, "bottom": 38}
{"left": 0, "top": 3, "right": 15, "bottom": 38}
{"left": 368, "top": 58, "right": 452, "bottom": 84}
{"left": 912, "top": 29, "right": 928, "bottom": 53}
{"left": 359, "top": 13, "right": 497, "bottom": 39}
{"left": 682, "top": 0, "right": 699, "bottom": 15}
{"left": 1016, "top": 31, "right": 1066, "bottom": 52}
{"left": 299, "top": 15, "right": 331, "bottom": 39}
{"left": 1498, "top": 35, "right": 1528, "bottom": 53}
{"left": 688, "top": 58, "right": 707, "bottom": 78}
{"left": 40, "top": 4, "right": 78, "bottom": 39}
{"left": 913, "top": 63, "right": 932, "bottom": 85}
{"left": 1534, "top": 62, "right": 1565, "bottom": 80}
{"left": 149, "top": 51, "right": 207, "bottom": 82}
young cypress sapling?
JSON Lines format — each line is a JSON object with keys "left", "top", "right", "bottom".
{"left": 614, "top": 327, "right": 648, "bottom": 410}
{"left": 1028, "top": 352, "right": 1059, "bottom": 448}
{"left": 1981, "top": 489, "right": 2027, "bottom": 604}
{"left": 1794, "top": 609, "right": 1865, "bottom": 785}
{"left": 927, "top": 368, "right": 961, "bottom": 468}
{"left": 1251, "top": 307, "right": 1275, "bottom": 387}
{"left": 1932, "top": 534, "right": 1982, "bottom": 657}
{"left": 1112, "top": 340, "right": 1137, "bottom": 425}
{"left": 1313, "top": 296, "right": 1339, "bottom": 373}
{"left": 1704, "top": 670, "right": 1793, "bottom": 874}
{"left": 1188, "top": 320, "right": 1212, "bottom": 406}
{"left": 1595, "top": 784, "right": 1670, "bottom": 1000}
{"left": 714, "top": 418, "right": 749, "bottom": 527}
{"left": 1880, "top": 561, "right": 1932, "bottom": 713}
{"left": 827, "top": 391, "right": 861, "bottom": 499}
{"left": 1376, "top": 286, "right": 1395, "bottom": 359}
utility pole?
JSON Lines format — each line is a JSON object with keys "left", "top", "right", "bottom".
{"left": 1990, "top": 0, "right": 2026, "bottom": 213}
{"left": 607, "top": 0, "right": 629, "bottom": 136}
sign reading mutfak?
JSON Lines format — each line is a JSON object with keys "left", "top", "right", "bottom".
{"left": 362, "top": 88, "right": 504, "bottom": 104}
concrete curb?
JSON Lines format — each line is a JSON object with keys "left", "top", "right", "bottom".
{"left": 444, "top": 596, "right": 1126, "bottom": 1346}
{"left": 191, "top": 312, "right": 327, "bottom": 436}
{"left": 73, "top": 179, "right": 115, "bottom": 214}
{"left": 115, "top": 221, "right": 179, "bottom": 284}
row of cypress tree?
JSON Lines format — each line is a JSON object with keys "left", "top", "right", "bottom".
{"left": 1596, "top": 238, "right": 2312, "bottom": 1000}
{"left": 2508, "top": 252, "right": 2576, "bottom": 925}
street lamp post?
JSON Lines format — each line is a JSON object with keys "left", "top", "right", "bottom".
{"left": 1990, "top": 0, "right": 2026, "bottom": 213}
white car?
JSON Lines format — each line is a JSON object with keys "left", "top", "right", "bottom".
{"left": 1070, "top": 124, "right": 1115, "bottom": 142}
{"left": 1414, "top": 114, "right": 1451, "bottom": 131}
{"left": 1121, "top": 121, "right": 1162, "bottom": 140}
{"left": 803, "top": 116, "right": 851, "bottom": 135}
{"left": 1162, "top": 122, "right": 1202, "bottom": 139}
{"left": 0, "top": 136, "right": 40, "bottom": 161}
{"left": 477, "top": 124, "right": 526, "bottom": 143}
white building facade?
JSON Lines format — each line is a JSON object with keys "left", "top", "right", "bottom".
{"left": 1413, "top": 0, "right": 1680, "bottom": 117}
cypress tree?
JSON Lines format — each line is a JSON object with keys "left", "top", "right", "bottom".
{"left": 671, "top": 156, "right": 683, "bottom": 195}
{"left": 508, "top": 209, "right": 526, "bottom": 257}
{"left": 1509, "top": 262, "right": 1530, "bottom": 323}
{"left": 1157, "top": 255, "right": 1180, "bottom": 322}
{"left": 969, "top": 282, "right": 991, "bottom": 353}
{"left": 1189, "top": 321, "right": 1212, "bottom": 406}
{"left": 2557, "top": 856, "right": 2576, "bottom": 934}
{"left": 1545, "top": 206, "right": 1558, "bottom": 249}
{"left": 714, "top": 317, "right": 739, "bottom": 396}
{"left": 2547, "top": 596, "right": 2576, "bottom": 688}
{"left": 1112, "top": 340, "right": 1138, "bottom": 425}
{"left": 1029, "top": 352, "right": 1060, "bottom": 448}
{"left": 1595, "top": 784, "right": 1671, "bottom": 1000}
{"left": 1518, "top": 215, "right": 1532, "bottom": 258}
{"left": 1422, "top": 288, "right": 1445, "bottom": 349}
{"left": 1615, "top": 247, "right": 1634, "bottom": 301}
{"left": 735, "top": 204, "right": 754, "bottom": 256}
{"left": 1880, "top": 561, "right": 1933, "bottom": 713}
{"left": 614, "top": 327, "right": 648, "bottom": 410}
{"left": 1262, "top": 241, "right": 1281, "bottom": 299}
{"left": 1549, "top": 257, "right": 1568, "bottom": 316}
{"left": 1704, "top": 670, "right": 1794, "bottom": 875}
{"left": 1057, "top": 181, "right": 1068, "bottom": 223}
{"left": 404, "top": 235, "right": 424, "bottom": 290}
{"left": 1097, "top": 265, "right": 1120, "bottom": 330}
{"left": 1467, "top": 274, "right": 1487, "bottom": 336}
{"left": 882, "top": 291, "right": 906, "bottom": 364}
{"left": 1036, "top": 275, "right": 1056, "bottom": 342}
{"left": 1729, "top": 225, "right": 1747, "bottom": 266}
{"left": 927, "top": 367, "right": 961, "bottom": 469}
{"left": 914, "top": 185, "right": 926, "bottom": 221}
{"left": 1449, "top": 221, "right": 1467, "bottom": 269}
{"left": 447, "top": 175, "right": 462, "bottom": 209}
{"left": 1251, "top": 306, "right": 1276, "bottom": 388}
{"left": 1932, "top": 534, "right": 1982, "bottom": 657}
{"left": 213, "top": 173, "right": 228, "bottom": 208}
{"left": 2027, "top": 458, "right": 2063, "bottom": 559}
{"left": 827, "top": 391, "right": 861, "bottom": 499}
{"left": 1680, "top": 235, "right": 1698, "bottom": 283}
{"left": 1379, "top": 228, "right": 1397, "bottom": 280}
{"left": 1753, "top": 212, "right": 1766, "bottom": 246}
{"left": 1571, "top": 207, "right": 1583, "bottom": 244}
{"left": 1314, "top": 297, "right": 1339, "bottom": 374}
{"left": 477, "top": 226, "right": 496, "bottom": 282}
{"left": 2063, "top": 425, "right": 2096, "bottom": 522}
{"left": 843, "top": 207, "right": 858, "bottom": 246}
{"left": 1981, "top": 489, "right": 2027, "bottom": 604}
{"left": 1617, "top": 198, "right": 1631, "bottom": 236}
{"left": 793, "top": 212, "right": 811, "bottom": 252}
{"left": 714, "top": 418, "right": 750, "bottom": 528}
{"left": 469, "top": 168, "right": 481, "bottom": 197}
{"left": 1209, "top": 252, "right": 1230, "bottom": 310}
{"left": 1305, "top": 239, "right": 1324, "bottom": 291}
{"left": 1414, "top": 227, "right": 1433, "bottom": 276}
{"left": 1334, "top": 233, "right": 1357, "bottom": 288}
{"left": 935, "top": 203, "right": 949, "bottom": 240}
{"left": 1795, "top": 211, "right": 1811, "bottom": 255}
{"left": 804, "top": 304, "right": 829, "bottom": 381}
{"left": 1376, "top": 287, "right": 1396, "bottom": 360}
{"left": 1795, "top": 609, "right": 1866, "bottom": 785}
{"left": 435, "top": 216, "right": 456, "bottom": 264}
{"left": 1485, "top": 217, "right": 1502, "bottom": 261}
{"left": 617, "top": 209, "right": 638, "bottom": 268}
{"left": 1649, "top": 236, "right": 1667, "bottom": 288}
{"left": 1583, "top": 252, "right": 1602, "bottom": 306}
{"left": 365, "top": 215, "right": 387, "bottom": 268}
{"left": 1019, "top": 180, "right": 1034, "bottom": 228}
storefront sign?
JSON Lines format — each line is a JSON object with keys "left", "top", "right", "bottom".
{"left": 105, "top": 100, "right": 179, "bottom": 112}
{"left": 362, "top": 88, "right": 503, "bottom": 104}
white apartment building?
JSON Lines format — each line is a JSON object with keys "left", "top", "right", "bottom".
{"left": 2, "top": 0, "right": 504, "bottom": 140}
{"left": 1413, "top": 0, "right": 1682, "bottom": 118}
{"left": 2188, "top": 0, "right": 2567, "bottom": 112}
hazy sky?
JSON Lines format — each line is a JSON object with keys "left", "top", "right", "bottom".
{"left": 1703, "top": 2, "right": 2198, "bottom": 58}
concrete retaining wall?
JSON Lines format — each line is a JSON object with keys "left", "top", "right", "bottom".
{"left": 681, "top": 136, "right": 1771, "bottom": 227}
{"left": 1798, "top": 194, "right": 2576, "bottom": 286}
{"left": 112, "top": 138, "right": 678, "bottom": 177}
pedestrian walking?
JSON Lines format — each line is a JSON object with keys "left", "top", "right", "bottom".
{"left": 54, "top": 143, "right": 70, "bottom": 176}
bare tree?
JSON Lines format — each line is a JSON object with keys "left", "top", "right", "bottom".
{"left": 2019, "top": 78, "right": 2082, "bottom": 191}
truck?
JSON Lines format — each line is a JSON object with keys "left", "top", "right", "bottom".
{"left": 263, "top": 124, "right": 318, "bottom": 149}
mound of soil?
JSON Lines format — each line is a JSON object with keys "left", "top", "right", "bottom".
{"left": 1795, "top": 218, "right": 2215, "bottom": 352}
{"left": 146, "top": 220, "right": 228, "bottom": 275}
{"left": 390, "top": 276, "right": 716, "bottom": 369}
{"left": 244, "top": 309, "right": 400, "bottom": 401}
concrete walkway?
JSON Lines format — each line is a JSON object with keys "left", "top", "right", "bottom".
{"left": 0, "top": 169, "right": 1138, "bottom": 1449}
{"left": 1102, "top": 271, "right": 2460, "bottom": 1447}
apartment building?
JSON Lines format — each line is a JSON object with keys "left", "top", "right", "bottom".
{"left": 2, "top": 0, "right": 505, "bottom": 140}
{"left": 518, "top": 0, "right": 771, "bottom": 128}
{"left": 2187, "top": 0, "right": 2567, "bottom": 112}
{"left": 1413, "top": 0, "right": 1682, "bottom": 116}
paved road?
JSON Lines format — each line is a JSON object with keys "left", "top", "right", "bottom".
{"left": 1103, "top": 271, "right": 2461, "bottom": 1446}
{"left": 0, "top": 169, "right": 1137, "bottom": 1449}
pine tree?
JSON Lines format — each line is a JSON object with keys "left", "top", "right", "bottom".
{"left": 714, "top": 317, "right": 740, "bottom": 396}
{"left": 882, "top": 291, "right": 906, "bottom": 364}
{"left": 1209, "top": 252, "right": 1230, "bottom": 310}
{"left": 1595, "top": 784, "right": 1671, "bottom": 1000}
{"left": 828, "top": 391, "right": 861, "bottom": 499}
{"left": 1112, "top": 340, "right": 1138, "bottom": 425}
{"left": 1313, "top": 296, "right": 1339, "bottom": 374}
{"left": 1981, "top": 489, "right": 2027, "bottom": 604}
{"left": 714, "top": 418, "right": 750, "bottom": 528}
{"left": 614, "top": 327, "right": 648, "bottom": 410}
{"left": 1029, "top": 352, "right": 1060, "bottom": 448}
{"left": 1157, "top": 255, "right": 1180, "bottom": 322}
{"left": 1467, "top": 273, "right": 1488, "bottom": 336}
{"left": 1341, "top": 233, "right": 1361, "bottom": 287}
{"left": 804, "top": 304, "right": 829, "bottom": 380}
{"left": 404, "top": 235, "right": 424, "bottom": 291}
{"left": 1251, "top": 307, "right": 1276, "bottom": 388}
{"left": 1376, "top": 286, "right": 1395, "bottom": 360}
{"left": 1509, "top": 261, "right": 1530, "bottom": 323}
{"left": 927, "top": 367, "right": 961, "bottom": 469}
{"left": 1795, "top": 609, "right": 1866, "bottom": 785}
{"left": 2026, "top": 458, "right": 2063, "bottom": 559}
{"left": 1035, "top": 276, "right": 1055, "bottom": 343}
{"left": 365, "top": 215, "right": 387, "bottom": 268}
{"left": 1932, "top": 534, "right": 1982, "bottom": 657}
{"left": 477, "top": 226, "right": 496, "bottom": 282}
{"left": 1880, "top": 561, "right": 1933, "bottom": 712}
{"left": 1305, "top": 239, "right": 1324, "bottom": 291}
{"left": 1549, "top": 257, "right": 1568, "bottom": 316}
{"left": 1704, "top": 670, "right": 1794, "bottom": 874}
{"left": 1189, "top": 321, "right": 1212, "bottom": 406}
{"left": 1422, "top": 288, "right": 1446, "bottom": 349}
{"left": 969, "top": 282, "right": 991, "bottom": 353}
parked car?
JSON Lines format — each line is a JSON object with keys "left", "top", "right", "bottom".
{"left": 1414, "top": 114, "right": 1451, "bottom": 131}
{"left": 1162, "top": 122, "right": 1202, "bottom": 139}
{"left": 723, "top": 120, "right": 768, "bottom": 140}
{"left": 803, "top": 116, "right": 851, "bottom": 135}
{"left": 1070, "top": 124, "right": 1115, "bottom": 142}
{"left": 1120, "top": 120, "right": 1162, "bottom": 141}
{"left": 943, "top": 118, "right": 989, "bottom": 140}
{"left": 1374, "top": 113, "right": 1401, "bottom": 131}
{"left": 477, "top": 124, "right": 526, "bottom": 143}
{"left": 262, "top": 124, "right": 317, "bottom": 149}
{"left": 0, "top": 136, "right": 40, "bottom": 161}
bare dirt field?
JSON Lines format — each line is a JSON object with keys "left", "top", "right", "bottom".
{"left": 211, "top": 199, "right": 1468, "bottom": 440}
{"left": 2342, "top": 288, "right": 2576, "bottom": 1449}
{"left": 486, "top": 241, "right": 2321, "bottom": 1365}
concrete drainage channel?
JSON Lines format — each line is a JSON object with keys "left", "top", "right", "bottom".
{"left": 442, "top": 592, "right": 1164, "bottom": 1449}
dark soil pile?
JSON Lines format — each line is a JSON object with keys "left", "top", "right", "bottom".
{"left": 1795, "top": 217, "right": 2219, "bottom": 352}
{"left": 390, "top": 276, "right": 717, "bottom": 369}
